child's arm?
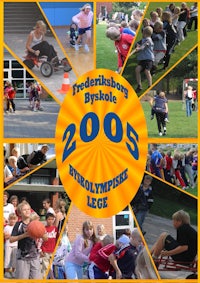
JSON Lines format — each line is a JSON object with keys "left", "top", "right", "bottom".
{"left": 161, "top": 245, "right": 188, "bottom": 257}
{"left": 108, "top": 254, "right": 122, "bottom": 279}
{"left": 10, "top": 231, "right": 29, "bottom": 243}
{"left": 165, "top": 102, "right": 168, "bottom": 113}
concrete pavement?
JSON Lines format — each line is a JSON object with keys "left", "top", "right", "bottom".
{"left": 4, "top": 99, "right": 60, "bottom": 138}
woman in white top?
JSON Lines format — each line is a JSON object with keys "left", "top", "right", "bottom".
{"left": 26, "top": 20, "right": 57, "bottom": 62}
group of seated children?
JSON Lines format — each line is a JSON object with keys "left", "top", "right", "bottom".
{"left": 4, "top": 144, "right": 49, "bottom": 187}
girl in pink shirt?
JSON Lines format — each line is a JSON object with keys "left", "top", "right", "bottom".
{"left": 72, "top": 3, "right": 93, "bottom": 52}
{"left": 65, "top": 220, "right": 97, "bottom": 279}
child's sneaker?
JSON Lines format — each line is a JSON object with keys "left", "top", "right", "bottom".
{"left": 163, "top": 127, "right": 167, "bottom": 135}
{"left": 159, "top": 132, "right": 162, "bottom": 136}
{"left": 164, "top": 118, "right": 170, "bottom": 123}
{"left": 84, "top": 44, "right": 90, "bottom": 52}
{"left": 75, "top": 44, "right": 79, "bottom": 51}
{"left": 136, "top": 85, "right": 142, "bottom": 93}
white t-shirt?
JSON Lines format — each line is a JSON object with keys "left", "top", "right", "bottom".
{"left": 3, "top": 203, "right": 15, "bottom": 221}
{"left": 4, "top": 225, "right": 18, "bottom": 247}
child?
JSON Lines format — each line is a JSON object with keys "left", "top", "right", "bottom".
{"left": 121, "top": 19, "right": 138, "bottom": 37}
{"left": 134, "top": 26, "right": 154, "bottom": 92}
{"left": 106, "top": 26, "right": 133, "bottom": 73}
{"left": 109, "top": 229, "right": 143, "bottom": 279}
{"left": 150, "top": 91, "right": 169, "bottom": 122}
{"left": 172, "top": 151, "right": 186, "bottom": 190}
{"left": 96, "top": 224, "right": 107, "bottom": 240}
{"left": 135, "top": 246, "right": 157, "bottom": 279}
{"left": 3, "top": 191, "right": 15, "bottom": 224}
{"left": 151, "top": 21, "right": 166, "bottom": 72}
{"left": 8, "top": 156, "right": 21, "bottom": 177}
{"left": 151, "top": 210, "right": 197, "bottom": 263}
{"left": 10, "top": 201, "right": 42, "bottom": 279}
{"left": 177, "top": 2, "right": 190, "bottom": 42}
{"left": 162, "top": 11, "right": 177, "bottom": 69}
{"left": 4, "top": 81, "right": 16, "bottom": 113}
{"left": 4, "top": 213, "right": 18, "bottom": 278}
{"left": 40, "top": 213, "right": 58, "bottom": 277}
{"left": 150, "top": 91, "right": 169, "bottom": 136}
{"left": 88, "top": 234, "right": 115, "bottom": 279}
{"left": 27, "top": 144, "right": 49, "bottom": 168}
{"left": 131, "top": 9, "right": 143, "bottom": 23}
{"left": 42, "top": 198, "right": 55, "bottom": 216}
{"left": 149, "top": 11, "right": 159, "bottom": 27}
{"left": 67, "top": 23, "right": 79, "bottom": 47}
{"left": 72, "top": 3, "right": 93, "bottom": 52}
{"left": 130, "top": 175, "right": 153, "bottom": 234}
{"left": 65, "top": 220, "right": 97, "bottom": 279}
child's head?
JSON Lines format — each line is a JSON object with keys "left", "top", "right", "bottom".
{"left": 150, "top": 11, "right": 159, "bottom": 22}
{"left": 101, "top": 234, "right": 114, "bottom": 246}
{"left": 43, "top": 198, "right": 51, "bottom": 210}
{"left": 130, "top": 228, "right": 143, "bottom": 247}
{"left": 181, "top": 2, "right": 187, "bottom": 9}
{"left": 8, "top": 156, "right": 17, "bottom": 168}
{"left": 172, "top": 210, "right": 190, "bottom": 228}
{"left": 3, "top": 191, "right": 9, "bottom": 204}
{"left": 97, "top": 224, "right": 106, "bottom": 236}
{"left": 153, "top": 21, "right": 163, "bottom": 33}
{"left": 120, "top": 20, "right": 128, "bottom": 28}
{"left": 142, "top": 18, "right": 150, "bottom": 27}
{"left": 81, "top": 3, "right": 92, "bottom": 14}
{"left": 142, "top": 26, "right": 153, "bottom": 38}
{"left": 8, "top": 213, "right": 18, "bottom": 226}
{"left": 174, "top": 6, "right": 181, "bottom": 15}
{"left": 10, "top": 195, "right": 19, "bottom": 208}
{"left": 166, "top": 150, "right": 172, "bottom": 157}
{"left": 129, "top": 19, "right": 139, "bottom": 32}
{"left": 40, "top": 144, "right": 49, "bottom": 154}
{"left": 82, "top": 220, "right": 95, "bottom": 240}
{"left": 17, "top": 201, "right": 31, "bottom": 219}
{"left": 116, "top": 234, "right": 130, "bottom": 248}
{"left": 143, "top": 174, "right": 153, "bottom": 187}
{"left": 30, "top": 211, "right": 40, "bottom": 221}
{"left": 156, "top": 7, "right": 163, "bottom": 18}
{"left": 46, "top": 212, "right": 55, "bottom": 226}
{"left": 34, "top": 20, "right": 47, "bottom": 34}
{"left": 159, "top": 91, "right": 166, "bottom": 98}
{"left": 168, "top": 3, "right": 175, "bottom": 12}
{"left": 11, "top": 147, "right": 20, "bottom": 157}
{"left": 132, "top": 9, "right": 143, "bottom": 21}
{"left": 162, "top": 11, "right": 172, "bottom": 23}
{"left": 135, "top": 247, "right": 157, "bottom": 279}
{"left": 106, "top": 26, "right": 121, "bottom": 41}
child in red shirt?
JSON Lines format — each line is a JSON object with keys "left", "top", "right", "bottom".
{"left": 40, "top": 213, "right": 58, "bottom": 277}
{"left": 4, "top": 81, "right": 16, "bottom": 113}
{"left": 106, "top": 26, "right": 134, "bottom": 73}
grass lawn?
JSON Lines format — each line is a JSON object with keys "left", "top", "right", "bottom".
{"left": 122, "top": 2, "right": 198, "bottom": 95}
{"left": 96, "top": 22, "right": 118, "bottom": 71}
{"left": 142, "top": 100, "right": 198, "bottom": 138}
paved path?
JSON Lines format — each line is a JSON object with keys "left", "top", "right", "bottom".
{"left": 4, "top": 100, "right": 60, "bottom": 138}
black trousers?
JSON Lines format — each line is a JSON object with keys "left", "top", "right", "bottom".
{"left": 32, "top": 41, "right": 57, "bottom": 61}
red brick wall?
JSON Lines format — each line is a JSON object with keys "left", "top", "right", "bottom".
{"left": 67, "top": 204, "right": 113, "bottom": 242}
{"left": 96, "top": 2, "right": 113, "bottom": 16}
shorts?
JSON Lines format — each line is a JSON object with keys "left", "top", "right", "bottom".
{"left": 138, "top": 60, "right": 153, "bottom": 71}
{"left": 78, "top": 26, "right": 91, "bottom": 35}
{"left": 164, "top": 235, "right": 187, "bottom": 262}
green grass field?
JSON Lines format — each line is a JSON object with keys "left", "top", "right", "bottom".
{"left": 142, "top": 100, "right": 198, "bottom": 138}
{"left": 96, "top": 22, "right": 118, "bottom": 71}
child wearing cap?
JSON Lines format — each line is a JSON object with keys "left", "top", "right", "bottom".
{"left": 72, "top": 3, "right": 93, "bottom": 52}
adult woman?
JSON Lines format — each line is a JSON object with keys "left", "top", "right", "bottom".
{"left": 26, "top": 20, "right": 58, "bottom": 63}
